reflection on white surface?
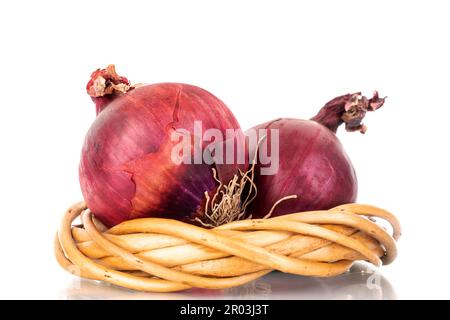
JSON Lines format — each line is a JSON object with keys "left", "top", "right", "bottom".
{"left": 60, "top": 263, "right": 396, "bottom": 300}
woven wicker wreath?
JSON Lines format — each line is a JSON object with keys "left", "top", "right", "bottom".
{"left": 55, "top": 202, "right": 401, "bottom": 292}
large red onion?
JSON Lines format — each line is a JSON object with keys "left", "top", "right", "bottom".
{"left": 248, "top": 92, "right": 385, "bottom": 218}
{"left": 79, "top": 65, "right": 246, "bottom": 227}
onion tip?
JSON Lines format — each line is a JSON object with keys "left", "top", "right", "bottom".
{"left": 86, "top": 64, "right": 134, "bottom": 115}
{"left": 311, "top": 91, "right": 386, "bottom": 134}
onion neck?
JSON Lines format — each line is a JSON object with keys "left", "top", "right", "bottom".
{"left": 86, "top": 64, "right": 133, "bottom": 115}
{"left": 310, "top": 91, "right": 385, "bottom": 134}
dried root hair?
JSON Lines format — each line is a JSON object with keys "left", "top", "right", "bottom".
{"left": 196, "top": 136, "right": 296, "bottom": 227}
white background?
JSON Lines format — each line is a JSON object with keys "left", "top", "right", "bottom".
{"left": 1, "top": 0, "right": 449, "bottom": 299}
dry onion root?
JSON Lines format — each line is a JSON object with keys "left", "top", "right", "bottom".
{"left": 55, "top": 202, "right": 401, "bottom": 293}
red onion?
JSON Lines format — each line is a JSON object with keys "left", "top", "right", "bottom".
{"left": 79, "top": 65, "right": 247, "bottom": 227}
{"left": 248, "top": 92, "right": 385, "bottom": 218}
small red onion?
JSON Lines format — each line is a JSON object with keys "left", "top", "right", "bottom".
{"left": 248, "top": 92, "right": 385, "bottom": 218}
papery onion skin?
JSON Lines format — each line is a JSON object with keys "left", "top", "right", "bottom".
{"left": 248, "top": 92, "right": 385, "bottom": 218}
{"left": 80, "top": 66, "right": 244, "bottom": 227}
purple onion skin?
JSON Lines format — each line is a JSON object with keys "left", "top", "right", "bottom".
{"left": 80, "top": 68, "right": 243, "bottom": 227}
{"left": 248, "top": 92, "right": 385, "bottom": 218}
{"left": 248, "top": 118, "right": 357, "bottom": 217}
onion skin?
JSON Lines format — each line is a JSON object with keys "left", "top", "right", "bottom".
{"left": 80, "top": 66, "right": 244, "bottom": 227}
{"left": 248, "top": 92, "right": 385, "bottom": 218}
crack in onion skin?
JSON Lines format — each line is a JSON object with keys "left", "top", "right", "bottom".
{"left": 247, "top": 92, "right": 385, "bottom": 218}
{"left": 80, "top": 67, "right": 245, "bottom": 228}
